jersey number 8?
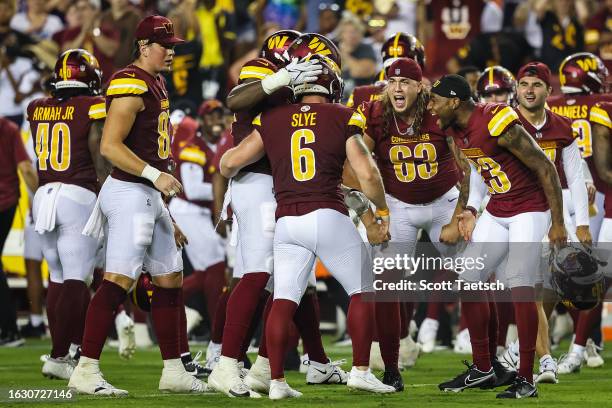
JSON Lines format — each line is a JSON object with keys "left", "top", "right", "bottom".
{"left": 158, "top": 111, "right": 170, "bottom": 159}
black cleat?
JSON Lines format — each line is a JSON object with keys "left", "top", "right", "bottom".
{"left": 438, "top": 360, "right": 496, "bottom": 392}
{"left": 20, "top": 322, "right": 46, "bottom": 338}
{"left": 382, "top": 370, "right": 404, "bottom": 392}
{"left": 181, "top": 351, "right": 210, "bottom": 379}
{"left": 0, "top": 331, "right": 25, "bottom": 347}
{"left": 481, "top": 358, "right": 517, "bottom": 388}
{"left": 496, "top": 376, "right": 538, "bottom": 399}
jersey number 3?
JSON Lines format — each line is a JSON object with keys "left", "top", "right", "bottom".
{"left": 35, "top": 122, "right": 70, "bottom": 171}
{"left": 291, "top": 129, "right": 316, "bottom": 181}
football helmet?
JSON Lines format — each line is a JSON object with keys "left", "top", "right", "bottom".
{"left": 293, "top": 54, "right": 344, "bottom": 103}
{"left": 381, "top": 33, "right": 426, "bottom": 70}
{"left": 130, "top": 272, "right": 154, "bottom": 312}
{"left": 286, "top": 33, "right": 342, "bottom": 69}
{"left": 53, "top": 49, "right": 102, "bottom": 95}
{"left": 476, "top": 66, "right": 516, "bottom": 104}
{"left": 559, "top": 52, "right": 609, "bottom": 95}
{"left": 261, "top": 30, "right": 301, "bottom": 67}
{"left": 550, "top": 244, "right": 606, "bottom": 310}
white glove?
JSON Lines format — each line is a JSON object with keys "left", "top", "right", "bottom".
{"left": 284, "top": 57, "right": 323, "bottom": 86}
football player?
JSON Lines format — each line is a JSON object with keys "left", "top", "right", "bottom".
{"left": 69, "top": 16, "right": 208, "bottom": 395}
{"left": 353, "top": 57, "right": 464, "bottom": 390}
{"left": 347, "top": 32, "right": 426, "bottom": 108}
{"left": 28, "top": 49, "right": 107, "bottom": 380}
{"left": 476, "top": 66, "right": 516, "bottom": 105}
{"left": 220, "top": 54, "right": 395, "bottom": 399}
{"left": 169, "top": 99, "right": 229, "bottom": 377}
{"left": 209, "top": 32, "right": 349, "bottom": 398}
{"left": 547, "top": 52, "right": 611, "bottom": 374}
{"left": 504, "top": 62, "right": 591, "bottom": 384}
{"left": 429, "top": 74, "right": 566, "bottom": 398}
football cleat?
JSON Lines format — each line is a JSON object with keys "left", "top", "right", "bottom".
{"left": 182, "top": 351, "right": 209, "bottom": 379}
{"left": 382, "top": 370, "right": 404, "bottom": 392}
{"left": 185, "top": 306, "right": 202, "bottom": 334}
{"left": 269, "top": 380, "right": 302, "bottom": 400}
{"left": 438, "top": 361, "right": 496, "bottom": 392}
{"left": 237, "top": 360, "right": 249, "bottom": 379}
{"left": 299, "top": 354, "right": 309, "bottom": 374}
{"left": 333, "top": 332, "right": 352, "bottom": 347}
{"left": 584, "top": 339, "right": 604, "bottom": 368}
{"left": 209, "top": 356, "right": 260, "bottom": 398}
{"left": 399, "top": 335, "right": 420, "bottom": 368}
{"left": 20, "top": 321, "right": 46, "bottom": 338}
{"left": 245, "top": 355, "right": 271, "bottom": 394}
{"left": 484, "top": 358, "right": 516, "bottom": 388}
{"left": 417, "top": 318, "right": 439, "bottom": 353}
{"left": 306, "top": 359, "right": 348, "bottom": 385}
{"left": 534, "top": 356, "right": 558, "bottom": 384}
{"left": 558, "top": 352, "right": 582, "bottom": 374}
{"left": 496, "top": 376, "right": 538, "bottom": 399}
{"left": 42, "top": 355, "right": 75, "bottom": 380}
{"left": 347, "top": 368, "right": 395, "bottom": 393}
{"left": 68, "top": 358, "right": 128, "bottom": 396}
{"left": 0, "top": 331, "right": 25, "bottom": 347}
{"left": 134, "top": 322, "right": 153, "bottom": 348}
{"left": 40, "top": 354, "right": 50, "bottom": 363}
{"left": 159, "top": 362, "right": 211, "bottom": 393}
{"left": 114, "top": 310, "right": 135, "bottom": 360}
{"left": 205, "top": 341, "right": 222, "bottom": 372}
{"left": 453, "top": 328, "right": 472, "bottom": 354}
{"left": 369, "top": 341, "right": 385, "bottom": 371}
{"left": 499, "top": 341, "right": 519, "bottom": 372}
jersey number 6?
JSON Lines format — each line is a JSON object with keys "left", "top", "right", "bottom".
{"left": 291, "top": 129, "right": 316, "bottom": 181}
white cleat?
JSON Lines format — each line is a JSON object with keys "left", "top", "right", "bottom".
{"left": 42, "top": 355, "right": 75, "bottom": 380}
{"left": 209, "top": 356, "right": 260, "bottom": 398}
{"left": 417, "top": 318, "right": 439, "bottom": 353}
{"left": 185, "top": 306, "right": 202, "bottom": 334}
{"left": 306, "top": 359, "right": 348, "bottom": 384}
{"left": 558, "top": 352, "right": 582, "bottom": 374}
{"left": 40, "top": 354, "right": 50, "bottom": 363}
{"left": 499, "top": 341, "right": 519, "bottom": 372}
{"left": 269, "top": 380, "right": 302, "bottom": 400}
{"left": 68, "top": 358, "right": 128, "bottom": 396}
{"left": 399, "top": 336, "right": 420, "bottom": 368}
{"left": 299, "top": 354, "right": 309, "bottom": 374}
{"left": 584, "top": 339, "right": 604, "bottom": 368}
{"left": 534, "top": 356, "right": 558, "bottom": 384}
{"left": 205, "top": 341, "right": 222, "bottom": 372}
{"left": 369, "top": 342, "right": 385, "bottom": 371}
{"left": 114, "top": 311, "right": 135, "bottom": 360}
{"left": 245, "top": 355, "right": 271, "bottom": 394}
{"left": 453, "top": 328, "right": 472, "bottom": 354}
{"left": 159, "top": 361, "right": 211, "bottom": 393}
{"left": 347, "top": 367, "right": 395, "bottom": 393}
{"left": 134, "top": 322, "right": 153, "bottom": 349}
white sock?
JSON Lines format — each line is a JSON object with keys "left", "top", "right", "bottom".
{"left": 270, "top": 379, "right": 287, "bottom": 387}
{"left": 350, "top": 366, "right": 369, "bottom": 377}
{"left": 218, "top": 355, "right": 237, "bottom": 368}
{"left": 79, "top": 356, "right": 99, "bottom": 370}
{"left": 571, "top": 344, "right": 585, "bottom": 355}
{"left": 30, "top": 314, "right": 43, "bottom": 326}
{"left": 163, "top": 358, "right": 184, "bottom": 370}
{"left": 509, "top": 340, "right": 519, "bottom": 354}
{"left": 69, "top": 343, "right": 79, "bottom": 356}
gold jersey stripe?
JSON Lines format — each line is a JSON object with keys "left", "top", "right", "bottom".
{"left": 88, "top": 103, "right": 106, "bottom": 119}
{"left": 346, "top": 93, "right": 354, "bottom": 108}
{"left": 252, "top": 114, "right": 262, "bottom": 126}
{"left": 590, "top": 106, "right": 612, "bottom": 129}
{"left": 348, "top": 108, "right": 366, "bottom": 130}
{"left": 179, "top": 148, "right": 206, "bottom": 166}
{"left": 239, "top": 71, "right": 269, "bottom": 80}
{"left": 106, "top": 78, "right": 148, "bottom": 96}
{"left": 488, "top": 106, "right": 519, "bottom": 137}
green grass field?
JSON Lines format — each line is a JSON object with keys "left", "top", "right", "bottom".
{"left": 1, "top": 338, "right": 611, "bottom": 407}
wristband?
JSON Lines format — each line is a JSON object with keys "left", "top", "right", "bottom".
{"left": 261, "top": 69, "right": 290, "bottom": 95}
{"left": 375, "top": 207, "right": 389, "bottom": 218}
{"left": 141, "top": 164, "right": 161, "bottom": 184}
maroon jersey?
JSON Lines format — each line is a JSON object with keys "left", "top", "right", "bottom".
{"left": 171, "top": 116, "right": 217, "bottom": 211}
{"left": 347, "top": 83, "right": 384, "bottom": 108}
{"left": 253, "top": 103, "right": 365, "bottom": 219}
{"left": 516, "top": 109, "right": 574, "bottom": 186}
{"left": 362, "top": 101, "right": 460, "bottom": 204}
{"left": 231, "top": 58, "right": 289, "bottom": 175}
{"left": 106, "top": 65, "right": 172, "bottom": 187}
{"left": 589, "top": 102, "right": 612, "bottom": 218}
{"left": 27, "top": 95, "right": 106, "bottom": 193}
{"left": 449, "top": 103, "right": 549, "bottom": 217}
{"left": 547, "top": 93, "right": 612, "bottom": 191}
{"left": 0, "top": 118, "right": 29, "bottom": 211}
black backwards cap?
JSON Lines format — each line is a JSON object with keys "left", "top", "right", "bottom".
{"left": 431, "top": 74, "right": 472, "bottom": 101}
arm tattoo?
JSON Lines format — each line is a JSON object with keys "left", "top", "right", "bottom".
{"left": 349, "top": 134, "right": 372, "bottom": 156}
{"left": 447, "top": 137, "right": 470, "bottom": 209}
{"left": 498, "top": 124, "right": 564, "bottom": 224}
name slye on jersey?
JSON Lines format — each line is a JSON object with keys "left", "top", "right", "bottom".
{"left": 450, "top": 103, "right": 549, "bottom": 217}
{"left": 106, "top": 64, "right": 172, "bottom": 187}
{"left": 27, "top": 95, "right": 106, "bottom": 193}
{"left": 547, "top": 93, "right": 612, "bottom": 191}
{"left": 253, "top": 103, "right": 365, "bottom": 219}
{"left": 589, "top": 102, "right": 612, "bottom": 218}
{"left": 362, "top": 101, "right": 460, "bottom": 204}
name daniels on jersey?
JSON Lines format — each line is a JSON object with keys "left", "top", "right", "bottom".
{"left": 31, "top": 106, "right": 75, "bottom": 121}
{"left": 391, "top": 134, "right": 430, "bottom": 144}
{"left": 291, "top": 112, "right": 317, "bottom": 127}
{"left": 550, "top": 105, "right": 589, "bottom": 119}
